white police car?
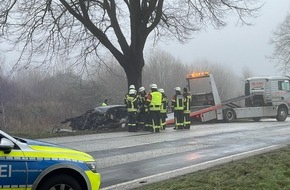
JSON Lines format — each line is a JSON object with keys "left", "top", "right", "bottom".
{"left": 0, "top": 130, "right": 101, "bottom": 190}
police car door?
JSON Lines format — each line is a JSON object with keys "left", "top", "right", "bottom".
{"left": 0, "top": 135, "right": 27, "bottom": 190}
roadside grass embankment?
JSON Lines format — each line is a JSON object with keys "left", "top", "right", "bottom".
{"left": 135, "top": 145, "right": 290, "bottom": 190}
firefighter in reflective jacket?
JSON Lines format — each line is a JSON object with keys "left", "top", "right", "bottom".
{"left": 183, "top": 87, "right": 192, "bottom": 129}
{"left": 159, "top": 88, "right": 168, "bottom": 130}
{"left": 102, "top": 99, "right": 108, "bottom": 106}
{"left": 172, "top": 87, "right": 184, "bottom": 129}
{"left": 146, "top": 84, "right": 162, "bottom": 133}
{"left": 124, "top": 85, "right": 136, "bottom": 101}
{"left": 124, "top": 89, "right": 138, "bottom": 132}
{"left": 137, "top": 86, "right": 147, "bottom": 130}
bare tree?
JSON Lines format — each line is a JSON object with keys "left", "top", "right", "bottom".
{"left": 270, "top": 13, "right": 290, "bottom": 75}
{"left": 144, "top": 49, "right": 188, "bottom": 98}
{"left": 0, "top": 0, "right": 260, "bottom": 88}
{"left": 241, "top": 66, "right": 254, "bottom": 80}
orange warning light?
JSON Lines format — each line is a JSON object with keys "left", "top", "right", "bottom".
{"left": 186, "top": 72, "right": 209, "bottom": 79}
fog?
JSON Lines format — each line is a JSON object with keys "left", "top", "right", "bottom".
{"left": 155, "top": 0, "right": 290, "bottom": 76}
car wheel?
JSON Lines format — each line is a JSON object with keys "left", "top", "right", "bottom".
{"left": 38, "top": 174, "right": 82, "bottom": 190}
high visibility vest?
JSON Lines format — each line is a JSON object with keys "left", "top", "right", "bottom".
{"left": 174, "top": 94, "right": 184, "bottom": 111}
{"left": 102, "top": 102, "right": 107, "bottom": 106}
{"left": 149, "top": 91, "right": 162, "bottom": 111}
{"left": 161, "top": 96, "right": 168, "bottom": 113}
{"left": 125, "top": 96, "right": 137, "bottom": 112}
{"left": 184, "top": 93, "right": 192, "bottom": 113}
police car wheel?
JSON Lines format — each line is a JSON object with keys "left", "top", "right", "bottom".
{"left": 39, "top": 174, "right": 82, "bottom": 190}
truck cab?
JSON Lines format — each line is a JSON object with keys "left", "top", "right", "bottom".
{"left": 245, "top": 76, "right": 290, "bottom": 107}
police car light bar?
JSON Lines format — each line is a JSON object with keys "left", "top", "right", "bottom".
{"left": 186, "top": 72, "right": 209, "bottom": 79}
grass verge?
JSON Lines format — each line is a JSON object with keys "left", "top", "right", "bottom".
{"left": 135, "top": 145, "right": 290, "bottom": 190}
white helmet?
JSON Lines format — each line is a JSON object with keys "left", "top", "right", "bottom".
{"left": 138, "top": 86, "right": 145, "bottom": 92}
{"left": 175, "top": 87, "right": 181, "bottom": 92}
{"left": 159, "top": 88, "right": 164, "bottom": 93}
{"left": 150, "top": 84, "right": 158, "bottom": 89}
{"left": 129, "top": 85, "right": 135, "bottom": 89}
{"left": 129, "top": 89, "right": 136, "bottom": 95}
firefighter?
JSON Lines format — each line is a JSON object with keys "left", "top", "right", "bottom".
{"left": 102, "top": 99, "right": 108, "bottom": 106}
{"left": 124, "top": 89, "right": 138, "bottom": 132}
{"left": 159, "top": 88, "right": 168, "bottom": 130}
{"left": 136, "top": 86, "right": 147, "bottom": 130}
{"left": 124, "top": 85, "right": 136, "bottom": 102}
{"left": 172, "top": 87, "right": 184, "bottom": 129}
{"left": 183, "top": 87, "right": 192, "bottom": 129}
{"left": 146, "top": 84, "right": 162, "bottom": 133}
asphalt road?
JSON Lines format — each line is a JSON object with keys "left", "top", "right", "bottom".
{"left": 43, "top": 119, "right": 290, "bottom": 190}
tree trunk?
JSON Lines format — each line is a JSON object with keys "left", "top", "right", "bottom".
{"left": 121, "top": 50, "right": 144, "bottom": 90}
{"left": 122, "top": 59, "right": 143, "bottom": 90}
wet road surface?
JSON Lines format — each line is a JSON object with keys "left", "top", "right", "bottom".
{"left": 43, "top": 119, "right": 290, "bottom": 189}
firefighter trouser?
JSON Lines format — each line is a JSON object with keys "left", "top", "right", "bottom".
{"left": 144, "top": 110, "right": 151, "bottom": 131}
{"left": 128, "top": 112, "right": 138, "bottom": 132}
{"left": 150, "top": 110, "right": 161, "bottom": 132}
{"left": 160, "top": 112, "right": 167, "bottom": 130}
{"left": 174, "top": 110, "right": 184, "bottom": 129}
{"left": 137, "top": 110, "right": 145, "bottom": 129}
{"left": 184, "top": 112, "right": 190, "bottom": 129}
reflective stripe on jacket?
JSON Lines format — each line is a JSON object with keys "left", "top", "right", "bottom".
{"left": 160, "top": 96, "right": 168, "bottom": 113}
{"left": 125, "top": 95, "right": 137, "bottom": 112}
{"left": 184, "top": 93, "right": 192, "bottom": 113}
{"left": 174, "top": 94, "right": 184, "bottom": 110}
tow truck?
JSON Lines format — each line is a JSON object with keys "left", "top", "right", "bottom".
{"left": 166, "top": 72, "right": 290, "bottom": 124}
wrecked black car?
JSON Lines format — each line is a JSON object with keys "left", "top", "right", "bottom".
{"left": 60, "top": 105, "right": 128, "bottom": 132}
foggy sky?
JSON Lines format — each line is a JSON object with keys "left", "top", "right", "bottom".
{"left": 155, "top": 0, "right": 290, "bottom": 77}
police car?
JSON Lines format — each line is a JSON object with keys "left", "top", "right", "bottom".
{"left": 0, "top": 130, "right": 101, "bottom": 190}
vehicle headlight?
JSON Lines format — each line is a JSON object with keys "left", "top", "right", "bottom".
{"left": 86, "top": 161, "right": 97, "bottom": 173}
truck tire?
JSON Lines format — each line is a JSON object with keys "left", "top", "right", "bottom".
{"left": 38, "top": 174, "right": 82, "bottom": 190}
{"left": 223, "top": 108, "right": 236, "bottom": 123}
{"left": 276, "top": 106, "right": 288, "bottom": 122}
